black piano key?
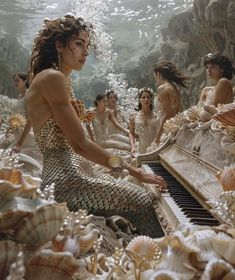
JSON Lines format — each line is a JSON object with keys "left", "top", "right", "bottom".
{"left": 148, "top": 162, "right": 220, "bottom": 227}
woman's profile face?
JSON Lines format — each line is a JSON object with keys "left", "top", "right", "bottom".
{"left": 13, "top": 75, "right": 26, "bottom": 92}
{"left": 59, "top": 30, "right": 90, "bottom": 72}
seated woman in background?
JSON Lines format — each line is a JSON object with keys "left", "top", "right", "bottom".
{"left": 198, "top": 52, "right": 235, "bottom": 106}
{"left": 86, "top": 93, "right": 131, "bottom": 151}
{"left": 129, "top": 88, "right": 158, "bottom": 156}
{"left": 152, "top": 61, "right": 187, "bottom": 145}
{"left": 106, "top": 89, "right": 130, "bottom": 144}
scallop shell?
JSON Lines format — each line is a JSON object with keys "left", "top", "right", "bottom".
{"left": 126, "top": 236, "right": 161, "bottom": 268}
{"left": 0, "top": 240, "right": 21, "bottom": 279}
{"left": 25, "top": 250, "right": 79, "bottom": 280}
{"left": 14, "top": 202, "right": 67, "bottom": 249}
{"left": 79, "top": 228, "right": 100, "bottom": 255}
{"left": 0, "top": 197, "right": 54, "bottom": 232}
{"left": 215, "top": 164, "right": 235, "bottom": 191}
{"left": 201, "top": 259, "right": 235, "bottom": 280}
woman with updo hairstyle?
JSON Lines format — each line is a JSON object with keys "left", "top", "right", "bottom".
{"left": 26, "top": 13, "right": 166, "bottom": 238}
{"left": 86, "top": 93, "right": 131, "bottom": 151}
{"left": 198, "top": 52, "right": 235, "bottom": 106}
{"left": 129, "top": 87, "right": 158, "bottom": 156}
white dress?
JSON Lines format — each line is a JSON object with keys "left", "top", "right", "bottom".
{"left": 92, "top": 111, "right": 131, "bottom": 152}
{"left": 134, "top": 112, "right": 159, "bottom": 154}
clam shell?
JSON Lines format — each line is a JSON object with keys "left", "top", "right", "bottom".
{"left": 25, "top": 250, "right": 79, "bottom": 280}
{"left": 211, "top": 237, "right": 235, "bottom": 265}
{"left": 0, "top": 240, "right": 21, "bottom": 279}
{"left": 213, "top": 103, "right": 235, "bottom": 126}
{"left": 14, "top": 203, "right": 67, "bottom": 249}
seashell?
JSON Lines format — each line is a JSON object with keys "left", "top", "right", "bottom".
{"left": 0, "top": 167, "right": 40, "bottom": 200}
{"left": 0, "top": 180, "right": 22, "bottom": 206}
{"left": 25, "top": 250, "right": 79, "bottom": 280}
{"left": 201, "top": 259, "right": 235, "bottom": 280}
{"left": 126, "top": 236, "right": 161, "bottom": 268}
{"left": 0, "top": 240, "right": 21, "bottom": 279}
{"left": 185, "top": 107, "right": 200, "bottom": 122}
{"left": 203, "top": 105, "right": 218, "bottom": 116}
{"left": 211, "top": 236, "right": 235, "bottom": 265}
{"left": 14, "top": 202, "right": 67, "bottom": 249}
{"left": 215, "top": 164, "right": 235, "bottom": 191}
{"left": 0, "top": 197, "right": 54, "bottom": 232}
{"left": 79, "top": 228, "right": 100, "bottom": 255}
{"left": 156, "top": 235, "right": 198, "bottom": 280}
{"left": 199, "top": 110, "right": 212, "bottom": 122}
{"left": 142, "top": 269, "right": 180, "bottom": 280}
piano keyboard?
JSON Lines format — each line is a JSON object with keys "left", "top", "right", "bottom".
{"left": 143, "top": 162, "right": 220, "bottom": 229}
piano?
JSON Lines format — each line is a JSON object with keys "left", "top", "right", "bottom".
{"left": 137, "top": 135, "right": 226, "bottom": 235}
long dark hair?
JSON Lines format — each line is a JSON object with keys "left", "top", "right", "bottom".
{"left": 153, "top": 61, "right": 188, "bottom": 88}
{"left": 28, "top": 14, "right": 92, "bottom": 80}
{"left": 203, "top": 52, "right": 235, "bottom": 80}
{"left": 135, "top": 88, "right": 153, "bottom": 111}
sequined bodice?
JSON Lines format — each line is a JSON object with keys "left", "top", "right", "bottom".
{"left": 135, "top": 112, "right": 158, "bottom": 153}
{"left": 34, "top": 118, "right": 71, "bottom": 153}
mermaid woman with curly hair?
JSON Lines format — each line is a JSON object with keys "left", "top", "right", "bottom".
{"left": 26, "top": 14, "right": 166, "bottom": 237}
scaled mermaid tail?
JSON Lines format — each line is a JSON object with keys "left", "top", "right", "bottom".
{"left": 35, "top": 118, "right": 164, "bottom": 237}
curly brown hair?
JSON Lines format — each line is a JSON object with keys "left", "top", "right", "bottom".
{"left": 153, "top": 61, "right": 188, "bottom": 88}
{"left": 203, "top": 52, "right": 235, "bottom": 80}
{"left": 28, "top": 14, "right": 92, "bottom": 80}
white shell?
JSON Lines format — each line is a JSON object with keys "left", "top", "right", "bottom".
{"left": 14, "top": 202, "right": 67, "bottom": 249}
{"left": 25, "top": 250, "right": 79, "bottom": 280}
{"left": 201, "top": 259, "right": 235, "bottom": 280}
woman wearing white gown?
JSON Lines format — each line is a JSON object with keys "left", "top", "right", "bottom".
{"left": 106, "top": 90, "right": 130, "bottom": 144}
{"left": 10, "top": 73, "right": 42, "bottom": 169}
{"left": 86, "top": 94, "right": 131, "bottom": 152}
{"left": 129, "top": 88, "right": 158, "bottom": 156}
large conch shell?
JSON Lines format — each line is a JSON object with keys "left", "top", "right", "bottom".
{"left": 0, "top": 240, "right": 21, "bottom": 279}
{"left": 215, "top": 164, "right": 235, "bottom": 191}
{"left": 25, "top": 250, "right": 79, "bottom": 280}
{"left": 14, "top": 202, "right": 67, "bottom": 249}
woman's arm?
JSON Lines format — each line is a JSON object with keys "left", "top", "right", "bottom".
{"left": 129, "top": 113, "right": 137, "bottom": 155}
{"left": 212, "top": 78, "right": 233, "bottom": 106}
{"left": 12, "top": 120, "right": 31, "bottom": 153}
{"left": 108, "top": 110, "right": 129, "bottom": 135}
